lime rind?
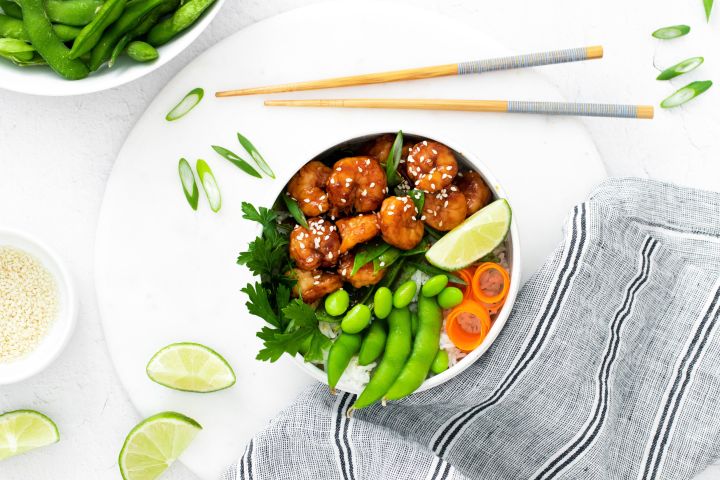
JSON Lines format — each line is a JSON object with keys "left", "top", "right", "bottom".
{"left": 146, "top": 342, "right": 236, "bottom": 393}
{"left": 0, "top": 410, "right": 60, "bottom": 461}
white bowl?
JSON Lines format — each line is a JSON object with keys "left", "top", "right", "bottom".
{"left": 0, "top": 0, "right": 225, "bottom": 96}
{"left": 287, "top": 131, "right": 522, "bottom": 395}
{"left": 0, "top": 229, "right": 77, "bottom": 384}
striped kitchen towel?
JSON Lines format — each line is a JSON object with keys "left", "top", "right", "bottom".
{"left": 223, "top": 178, "right": 720, "bottom": 480}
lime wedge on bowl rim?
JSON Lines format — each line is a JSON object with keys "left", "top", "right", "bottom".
{"left": 0, "top": 410, "right": 59, "bottom": 461}
{"left": 426, "top": 199, "right": 512, "bottom": 270}
{"left": 146, "top": 342, "right": 235, "bottom": 393}
{"left": 119, "top": 411, "right": 201, "bottom": 480}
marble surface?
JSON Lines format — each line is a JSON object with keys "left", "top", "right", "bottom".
{"left": 0, "top": 0, "right": 718, "bottom": 478}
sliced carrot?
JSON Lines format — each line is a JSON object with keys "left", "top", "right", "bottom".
{"left": 453, "top": 267, "right": 476, "bottom": 301}
{"left": 471, "top": 263, "right": 510, "bottom": 310}
{"left": 446, "top": 300, "right": 492, "bottom": 351}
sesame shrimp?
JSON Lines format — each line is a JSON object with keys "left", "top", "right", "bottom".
{"left": 326, "top": 157, "right": 387, "bottom": 212}
{"left": 336, "top": 213, "right": 380, "bottom": 253}
{"left": 289, "top": 268, "right": 343, "bottom": 304}
{"left": 366, "top": 134, "right": 412, "bottom": 165}
{"left": 289, "top": 218, "right": 340, "bottom": 270}
{"left": 338, "top": 254, "right": 386, "bottom": 288}
{"left": 422, "top": 188, "right": 467, "bottom": 231}
{"left": 455, "top": 171, "right": 492, "bottom": 215}
{"left": 379, "top": 196, "right": 424, "bottom": 250}
{"left": 406, "top": 141, "right": 458, "bottom": 193}
{"left": 287, "top": 161, "right": 332, "bottom": 217}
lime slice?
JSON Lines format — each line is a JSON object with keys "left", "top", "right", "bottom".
{"left": 0, "top": 410, "right": 59, "bottom": 461}
{"left": 119, "top": 412, "right": 201, "bottom": 480}
{"left": 146, "top": 342, "right": 236, "bottom": 393}
{"left": 426, "top": 199, "right": 512, "bottom": 270}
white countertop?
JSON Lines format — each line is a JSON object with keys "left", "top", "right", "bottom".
{"left": 0, "top": 0, "right": 718, "bottom": 478}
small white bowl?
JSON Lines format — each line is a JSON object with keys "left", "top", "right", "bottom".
{"left": 287, "top": 131, "right": 523, "bottom": 395}
{"left": 0, "top": 229, "right": 77, "bottom": 384}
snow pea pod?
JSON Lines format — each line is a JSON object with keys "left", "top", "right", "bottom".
{"left": 146, "top": 0, "right": 215, "bottom": 46}
{"left": 385, "top": 295, "right": 442, "bottom": 401}
{"left": 18, "top": 0, "right": 88, "bottom": 78}
{"left": 358, "top": 320, "right": 387, "bottom": 366}
{"left": 0, "top": 0, "right": 22, "bottom": 19}
{"left": 45, "top": 0, "right": 104, "bottom": 26}
{"left": 0, "top": 14, "right": 81, "bottom": 41}
{"left": 69, "top": 0, "right": 126, "bottom": 58}
{"left": 326, "top": 332, "right": 362, "bottom": 391}
{"left": 353, "top": 307, "right": 412, "bottom": 410}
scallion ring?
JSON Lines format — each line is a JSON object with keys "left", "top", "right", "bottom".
{"left": 178, "top": 158, "right": 199, "bottom": 210}
{"left": 196, "top": 159, "right": 221, "bottom": 212}
{"left": 651, "top": 25, "right": 691, "bottom": 39}
{"left": 660, "top": 80, "right": 712, "bottom": 108}
{"left": 166, "top": 87, "right": 204, "bottom": 121}
{"left": 282, "top": 194, "right": 308, "bottom": 228}
{"left": 656, "top": 57, "right": 704, "bottom": 80}
{"left": 385, "top": 130, "right": 404, "bottom": 186}
{"left": 237, "top": 132, "right": 275, "bottom": 178}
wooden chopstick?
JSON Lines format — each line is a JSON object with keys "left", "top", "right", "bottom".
{"left": 264, "top": 98, "right": 654, "bottom": 119}
{"left": 216, "top": 46, "right": 603, "bottom": 97}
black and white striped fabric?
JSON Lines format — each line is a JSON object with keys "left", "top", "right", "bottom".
{"left": 222, "top": 178, "right": 720, "bottom": 480}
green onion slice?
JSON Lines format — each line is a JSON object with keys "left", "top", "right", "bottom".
{"left": 657, "top": 57, "right": 704, "bottom": 80}
{"left": 237, "top": 132, "right": 275, "bottom": 178}
{"left": 352, "top": 241, "right": 391, "bottom": 275}
{"left": 406, "top": 260, "right": 466, "bottom": 285}
{"left": 178, "top": 158, "right": 199, "bottom": 210}
{"left": 196, "top": 159, "right": 221, "bottom": 212}
{"left": 661, "top": 80, "right": 712, "bottom": 108}
{"left": 704, "top": 0, "right": 713, "bottom": 21}
{"left": 408, "top": 188, "right": 424, "bottom": 214}
{"left": 651, "top": 25, "right": 690, "bottom": 39}
{"left": 282, "top": 194, "right": 308, "bottom": 228}
{"left": 385, "top": 131, "right": 404, "bottom": 186}
{"left": 166, "top": 88, "right": 204, "bottom": 121}
{"left": 211, "top": 145, "right": 261, "bottom": 178}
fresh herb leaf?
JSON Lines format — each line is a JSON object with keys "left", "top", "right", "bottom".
{"left": 212, "top": 145, "right": 262, "bottom": 178}
{"left": 282, "top": 194, "right": 308, "bottom": 228}
{"left": 236, "top": 234, "right": 288, "bottom": 279}
{"left": 352, "top": 241, "right": 391, "bottom": 275}
{"left": 241, "top": 282, "right": 282, "bottom": 328}
{"left": 385, "top": 131, "right": 404, "bottom": 186}
{"left": 241, "top": 202, "right": 278, "bottom": 236}
{"left": 373, "top": 247, "right": 401, "bottom": 272}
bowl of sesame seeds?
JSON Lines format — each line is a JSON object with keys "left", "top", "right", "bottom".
{"left": 0, "top": 228, "right": 77, "bottom": 384}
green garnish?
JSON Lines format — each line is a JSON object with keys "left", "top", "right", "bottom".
{"left": 661, "top": 80, "right": 713, "bottom": 108}
{"left": 211, "top": 145, "right": 262, "bottom": 178}
{"left": 177, "top": 158, "right": 199, "bottom": 210}
{"left": 352, "top": 241, "right": 391, "bottom": 275}
{"left": 407, "top": 261, "right": 466, "bottom": 285}
{"left": 651, "top": 25, "right": 691, "bottom": 39}
{"left": 196, "top": 159, "right": 221, "bottom": 212}
{"left": 0, "top": 38, "right": 35, "bottom": 64}
{"left": 705, "top": 0, "right": 713, "bottom": 20}
{"left": 166, "top": 87, "right": 204, "bottom": 121}
{"left": 237, "top": 132, "right": 275, "bottom": 178}
{"left": 282, "top": 194, "right": 308, "bottom": 228}
{"left": 373, "top": 247, "right": 401, "bottom": 272}
{"left": 656, "top": 57, "right": 704, "bottom": 80}
{"left": 385, "top": 130, "right": 404, "bottom": 186}
{"left": 408, "top": 188, "right": 425, "bottom": 214}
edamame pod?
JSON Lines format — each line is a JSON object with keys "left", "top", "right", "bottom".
{"left": 19, "top": 0, "right": 88, "bottom": 79}
{"left": 410, "top": 310, "right": 418, "bottom": 337}
{"left": 353, "top": 307, "right": 412, "bottom": 410}
{"left": 126, "top": 39, "right": 158, "bottom": 63}
{"left": 431, "top": 349, "right": 449, "bottom": 374}
{"left": 385, "top": 295, "right": 442, "bottom": 400}
{"left": 0, "top": 0, "right": 22, "bottom": 19}
{"left": 46, "top": 0, "right": 104, "bottom": 26}
{"left": 0, "top": 14, "right": 81, "bottom": 42}
{"left": 69, "top": 0, "right": 127, "bottom": 58}
{"left": 147, "top": 0, "right": 216, "bottom": 46}
{"left": 326, "top": 332, "right": 362, "bottom": 391}
{"left": 358, "top": 320, "right": 387, "bottom": 366}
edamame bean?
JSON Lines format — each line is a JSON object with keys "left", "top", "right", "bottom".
{"left": 0, "top": 0, "right": 22, "bottom": 19}
{"left": 69, "top": 0, "right": 126, "bottom": 59}
{"left": 438, "top": 286, "right": 463, "bottom": 309}
{"left": 341, "top": 304, "right": 371, "bottom": 334}
{"left": 393, "top": 280, "right": 417, "bottom": 308}
{"left": 385, "top": 295, "right": 442, "bottom": 400}
{"left": 431, "top": 349, "right": 449, "bottom": 374}
{"left": 147, "top": 0, "right": 216, "bottom": 46}
{"left": 19, "top": 0, "right": 89, "bottom": 79}
{"left": 46, "top": 0, "right": 105, "bottom": 26}
{"left": 373, "top": 287, "right": 393, "bottom": 319}
{"left": 358, "top": 320, "right": 387, "bottom": 366}
{"left": 353, "top": 307, "right": 412, "bottom": 409}
{"left": 422, "top": 274, "right": 448, "bottom": 297}
{"left": 325, "top": 289, "right": 350, "bottom": 317}
{"left": 326, "top": 332, "right": 362, "bottom": 390}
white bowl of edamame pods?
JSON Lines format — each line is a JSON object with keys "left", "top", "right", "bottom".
{"left": 249, "top": 131, "right": 522, "bottom": 407}
{"left": 0, "top": 0, "right": 225, "bottom": 95}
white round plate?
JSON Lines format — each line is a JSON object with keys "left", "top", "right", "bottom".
{"left": 95, "top": 2, "right": 606, "bottom": 478}
{"left": 0, "top": 0, "right": 224, "bottom": 96}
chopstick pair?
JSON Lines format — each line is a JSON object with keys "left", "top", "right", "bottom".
{"left": 216, "top": 45, "right": 654, "bottom": 120}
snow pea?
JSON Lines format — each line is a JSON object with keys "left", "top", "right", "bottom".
{"left": 353, "top": 307, "right": 412, "bottom": 410}
{"left": 146, "top": 0, "right": 215, "bottom": 46}
{"left": 358, "top": 320, "right": 387, "bottom": 366}
{"left": 18, "top": 0, "right": 88, "bottom": 78}
{"left": 385, "top": 295, "right": 442, "bottom": 400}
{"left": 326, "top": 332, "right": 362, "bottom": 391}
{"left": 69, "top": 0, "right": 126, "bottom": 59}
{"left": 46, "top": 0, "right": 105, "bottom": 26}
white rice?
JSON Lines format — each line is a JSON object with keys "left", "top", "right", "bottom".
{"left": 334, "top": 356, "right": 375, "bottom": 392}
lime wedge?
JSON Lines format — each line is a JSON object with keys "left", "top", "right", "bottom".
{"left": 119, "top": 412, "right": 201, "bottom": 480}
{"left": 426, "top": 199, "right": 512, "bottom": 270}
{"left": 146, "top": 342, "right": 236, "bottom": 393}
{"left": 0, "top": 410, "right": 59, "bottom": 461}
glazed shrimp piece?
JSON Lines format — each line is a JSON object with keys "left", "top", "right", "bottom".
{"left": 379, "top": 196, "right": 424, "bottom": 250}
{"left": 336, "top": 213, "right": 380, "bottom": 253}
{"left": 366, "top": 134, "right": 413, "bottom": 165}
{"left": 289, "top": 218, "right": 341, "bottom": 270}
{"left": 287, "top": 161, "right": 332, "bottom": 217}
{"left": 326, "top": 156, "right": 387, "bottom": 213}
{"left": 406, "top": 141, "right": 458, "bottom": 193}
{"left": 422, "top": 188, "right": 467, "bottom": 231}
{"left": 455, "top": 171, "right": 492, "bottom": 215}
{"left": 338, "top": 254, "right": 386, "bottom": 288}
{"left": 289, "top": 268, "right": 343, "bottom": 304}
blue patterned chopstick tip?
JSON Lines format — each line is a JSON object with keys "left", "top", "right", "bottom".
{"left": 458, "top": 47, "right": 588, "bottom": 75}
{"left": 507, "top": 101, "right": 640, "bottom": 118}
